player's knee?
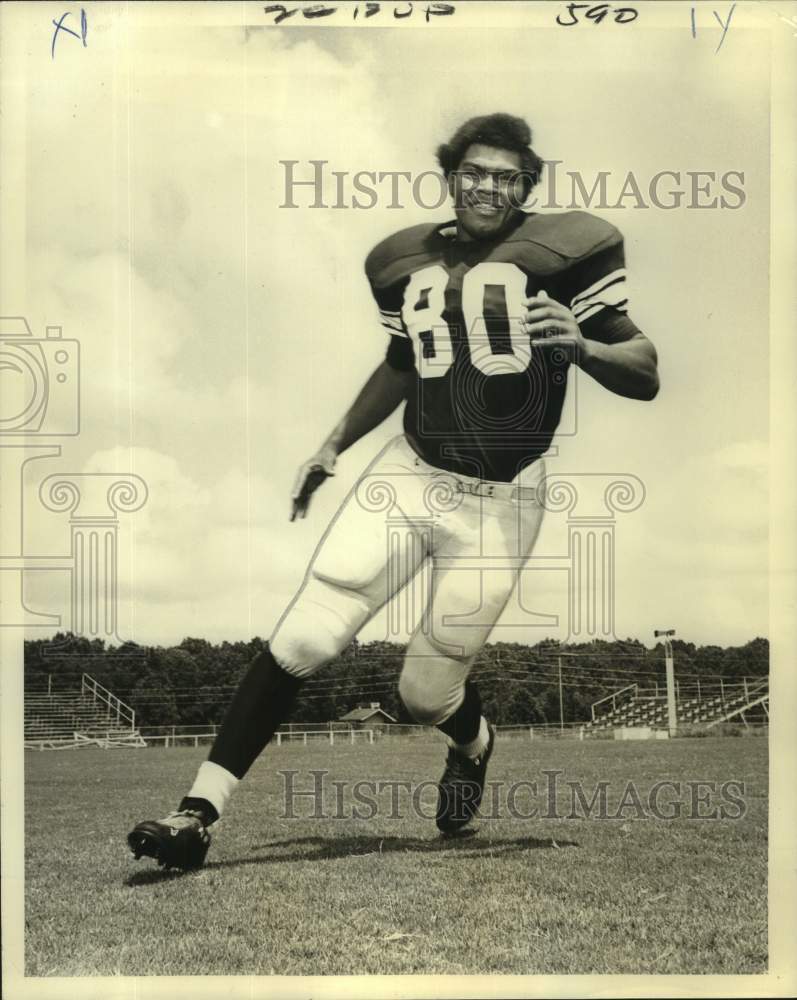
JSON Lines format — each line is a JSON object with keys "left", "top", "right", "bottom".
{"left": 398, "top": 658, "right": 466, "bottom": 727}
{"left": 271, "top": 575, "right": 372, "bottom": 679}
{"left": 398, "top": 668, "right": 444, "bottom": 725}
{"left": 270, "top": 613, "right": 339, "bottom": 678}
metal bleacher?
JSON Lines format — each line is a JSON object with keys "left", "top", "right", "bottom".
{"left": 24, "top": 674, "right": 145, "bottom": 749}
{"left": 584, "top": 678, "right": 769, "bottom": 734}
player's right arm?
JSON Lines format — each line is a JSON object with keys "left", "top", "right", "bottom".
{"left": 290, "top": 358, "right": 413, "bottom": 521}
{"left": 291, "top": 227, "right": 425, "bottom": 520}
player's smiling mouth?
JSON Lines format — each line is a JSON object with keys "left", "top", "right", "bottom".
{"left": 469, "top": 201, "right": 503, "bottom": 216}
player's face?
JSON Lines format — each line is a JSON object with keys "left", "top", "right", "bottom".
{"left": 449, "top": 144, "right": 526, "bottom": 241}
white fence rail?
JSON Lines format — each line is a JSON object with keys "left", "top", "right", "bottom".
{"left": 135, "top": 721, "right": 621, "bottom": 747}
{"left": 141, "top": 728, "right": 378, "bottom": 748}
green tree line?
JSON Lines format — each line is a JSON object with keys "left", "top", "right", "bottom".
{"left": 23, "top": 634, "right": 769, "bottom": 728}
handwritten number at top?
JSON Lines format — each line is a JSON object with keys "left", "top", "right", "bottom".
{"left": 262, "top": 2, "right": 455, "bottom": 24}
{"left": 556, "top": 3, "right": 639, "bottom": 27}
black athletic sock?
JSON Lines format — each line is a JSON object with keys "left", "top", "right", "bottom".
{"left": 435, "top": 680, "right": 482, "bottom": 745}
{"left": 178, "top": 796, "right": 219, "bottom": 827}
{"left": 204, "top": 645, "right": 303, "bottom": 780}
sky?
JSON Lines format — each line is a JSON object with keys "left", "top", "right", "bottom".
{"left": 5, "top": 3, "right": 773, "bottom": 649}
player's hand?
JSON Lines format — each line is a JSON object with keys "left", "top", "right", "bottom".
{"left": 521, "top": 289, "right": 588, "bottom": 364}
{"left": 290, "top": 447, "right": 337, "bottom": 521}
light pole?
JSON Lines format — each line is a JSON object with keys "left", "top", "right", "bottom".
{"left": 654, "top": 629, "right": 677, "bottom": 737}
{"left": 558, "top": 655, "right": 564, "bottom": 731}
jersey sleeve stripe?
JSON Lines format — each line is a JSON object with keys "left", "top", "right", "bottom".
{"left": 572, "top": 284, "right": 628, "bottom": 313}
{"left": 571, "top": 281, "right": 628, "bottom": 320}
{"left": 381, "top": 321, "right": 409, "bottom": 337}
{"left": 570, "top": 269, "right": 626, "bottom": 307}
{"left": 573, "top": 298, "right": 629, "bottom": 322}
{"left": 379, "top": 309, "right": 409, "bottom": 337}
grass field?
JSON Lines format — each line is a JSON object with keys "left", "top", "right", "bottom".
{"left": 24, "top": 735, "right": 767, "bottom": 977}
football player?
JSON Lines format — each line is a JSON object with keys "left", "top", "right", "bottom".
{"left": 128, "top": 113, "right": 658, "bottom": 869}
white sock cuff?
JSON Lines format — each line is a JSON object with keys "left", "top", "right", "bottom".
{"left": 186, "top": 760, "right": 239, "bottom": 820}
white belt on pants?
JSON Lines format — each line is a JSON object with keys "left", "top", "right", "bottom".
{"left": 395, "top": 437, "right": 545, "bottom": 505}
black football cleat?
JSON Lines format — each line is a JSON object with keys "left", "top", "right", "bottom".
{"left": 436, "top": 724, "right": 496, "bottom": 835}
{"left": 127, "top": 809, "right": 211, "bottom": 871}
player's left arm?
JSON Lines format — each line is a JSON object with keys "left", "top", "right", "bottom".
{"left": 522, "top": 291, "right": 659, "bottom": 401}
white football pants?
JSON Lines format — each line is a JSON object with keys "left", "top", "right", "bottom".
{"left": 271, "top": 435, "right": 546, "bottom": 726}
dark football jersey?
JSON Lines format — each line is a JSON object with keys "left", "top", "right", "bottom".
{"left": 365, "top": 210, "right": 630, "bottom": 482}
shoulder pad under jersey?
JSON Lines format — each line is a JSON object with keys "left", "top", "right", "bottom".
{"left": 365, "top": 222, "right": 450, "bottom": 289}
{"left": 509, "top": 211, "right": 622, "bottom": 261}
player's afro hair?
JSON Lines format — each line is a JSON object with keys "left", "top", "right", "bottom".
{"left": 436, "top": 113, "right": 544, "bottom": 195}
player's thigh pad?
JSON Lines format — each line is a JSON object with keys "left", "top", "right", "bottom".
{"left": 425, "top": 563, "right": 520, "bottom": 661}
{"left": 272, "top": 443, "right": 427, "bottom": 678}
{"left": 397, "top": 564, "right": 519, "bottom": 725}
{"left": 397, "top": 484, "right": 545, "bottom": 725}
{"left": 271, "top": 574, "right": 375, "bottom": 678}
{"left": 422, "top": 483, "right": 546, "bottom": 659}
{"left": 311, "top": 442, "right": 423, "bottom": 592}
{"left": 271, "top": 497, "right": 389, "bottom": 676}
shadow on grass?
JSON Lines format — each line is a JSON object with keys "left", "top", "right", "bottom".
{"left": 126, "top": 866, "right": 192, "bottom": 886}
{"left": 126, "top": 831, "right": 578, "bottom": 886}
